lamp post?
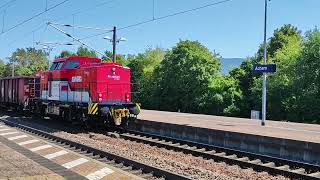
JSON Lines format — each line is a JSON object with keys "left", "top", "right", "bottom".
{"left": 42, "top": 45, "right": 53, "bottom": 69}
{"left": 12, "top": 60, "right": 14, "bottom": 77}
{"left": 103, "top": 26, "right": 126, "bottom": 62}
{"left": 261, "top": 0, "right": 269, "bottom": 126}
{"left": 11, "top": 55, "right": 19, "bottom": 77}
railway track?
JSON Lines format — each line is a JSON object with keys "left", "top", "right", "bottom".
{"left": 2, "top": 114, "right": 320, "bottom": 179}
{"left": 120, "top": 130, "right": 320, "bottom": 180}
{"left": 0, "top": 119, "right": 190, "bottom": 180}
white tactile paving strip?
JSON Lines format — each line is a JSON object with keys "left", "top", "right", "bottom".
{"left": 62, "top": 158, "right": 89, "bottom": 169}
{"left": 8, "top": 134, "right": 28, "bottom": 140}
{"left": 0, "top": 131, "right": 19, "bottom": 136}
{"left": 0, "top": 123, "right": 142, "bottom": 180}
{"left": 18, "top": 139, "right": 40, "bottom": 145}
{"left": 30, "top": 144, "right": 53, "bottom": 152}
{"left": 86, "top": 167, "right": 115, "bottom": 180}
{"left": 44, "top": 150, "right": 69, "bottom": 159}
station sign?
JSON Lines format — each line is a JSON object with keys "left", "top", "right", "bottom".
{"left": 253, "top": 64, "right": 276, "bottom": 74}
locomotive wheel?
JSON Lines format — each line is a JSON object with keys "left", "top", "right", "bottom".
{"left": 39, "top": 105, "right": 46, "bottom": 117}
{"left": 60, "top": 108, "right": 72, "bottom": 122}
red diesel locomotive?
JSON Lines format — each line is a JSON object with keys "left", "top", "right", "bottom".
{"left": 0, "top": 56, "right": 140, "bottom": 127}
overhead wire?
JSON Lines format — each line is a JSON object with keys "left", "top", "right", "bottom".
{"left": 79, "top": 0, "right": 233, "bottom": 40}
{"left": 48, "top": 22, "right": 113, "bottom": 32}
{"left": 72, "top": 0, "right": 115, "bottom": 16}
{"left": 0, "top": 0, "right": 17, "bottom": 10}
{"left": 7, "top": 0, "right": 116, "bottom": 46}
{"left": 39, "top": 0, "right": 116, "bottom": 52}
{"left": 1, "top": 0, "right": 17, "bottom": 33}
{"left": 6, "top": 0, "right": 232, "bottom": 57}
{"left": 47, "top": 22, "right": 104, "bottom": 56}
{"left": 8, "top": 23, "right": 46, "bottom": 46}
{"left": 0, "top": 0, "right": 70, "bottom": 36}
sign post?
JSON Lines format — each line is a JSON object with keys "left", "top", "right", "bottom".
{"left": 261, "top": 0, "right": 269, "bottom": 126}
{"left": 253, "top": 63, "right": 276, "bottom": 125}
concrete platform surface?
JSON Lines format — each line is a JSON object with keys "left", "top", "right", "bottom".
{"left": 139, "top": 109, "right": 320, "bottom": 143}
{"left": 0, "top": 142, "right": 64, "bottom": 180}
{"left": 0, "top": 123, "right": 144, "bottom": 180}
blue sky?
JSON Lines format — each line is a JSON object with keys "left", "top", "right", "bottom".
{"left": 0, "top": 0, "right": 319, "bottom": 61}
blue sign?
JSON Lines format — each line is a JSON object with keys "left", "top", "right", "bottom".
{"left": 253, "top": 64, "right": 276, "bottom": 73}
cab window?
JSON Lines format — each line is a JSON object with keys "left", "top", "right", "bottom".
{"left": 57, "top": 62, "right": 64, "bottom": 69}
{"left": 49, "top": 63, "right": 57, "bottom": 70}
{"left": 64, "top": 60, "right": 80, "bottom": 69}
{"left": 50, "top": 62, "right": 64, "bottom": 70}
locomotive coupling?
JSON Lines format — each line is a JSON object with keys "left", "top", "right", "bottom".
{"left": 111, "top": 108, "right": 130, "bottom": 125}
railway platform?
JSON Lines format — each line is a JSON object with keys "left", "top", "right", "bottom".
{"left": 0, "top": 123, "right": 143, "bottom": 180}
{"left": 130, "top": 110, "right": 320, "bottom": 165}
{"left": 0, "top": 142, "right": 64, "bottom": 179}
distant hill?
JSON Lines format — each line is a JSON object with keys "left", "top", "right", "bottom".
{"left": 221, "top": 58, "right": 244, "bottom": 74}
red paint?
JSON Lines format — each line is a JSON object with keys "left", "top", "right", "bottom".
{"left": 39, "top": 56, "right": 132, "bottom": 103}
{"left": 61, "top": 85, "right": 68, "bottom": 91}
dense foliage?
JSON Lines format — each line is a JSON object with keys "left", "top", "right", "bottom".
{"left": 1, "top": 24, "right": 319, "bottom": 123}
{"left": 228, "top": 25, "right": 320, "bottom": 123}
{"left": 5, "top": 48, "right": 49, "bottom": 76}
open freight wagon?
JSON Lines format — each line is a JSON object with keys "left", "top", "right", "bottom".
{"left": 0, "top": 76, "right": 39, "bottom": 110}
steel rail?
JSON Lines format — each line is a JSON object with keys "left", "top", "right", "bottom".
{"left": 120, "top": 130, "right": 320, "bottom": 180}
{"left": 1, "top": 120, "right": 190, "bottom": 180}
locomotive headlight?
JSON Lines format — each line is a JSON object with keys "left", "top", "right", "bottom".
{"left": 98, "top": 93, "right": 102, "bottom": 97}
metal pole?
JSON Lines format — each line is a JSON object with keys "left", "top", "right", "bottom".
{"left": 2, "top": 9, "right": 6, "bottom": 33}
{"left": 12, "top": 61, "right": 14, "bottom": 77}
{"left": 261, "top": 0, "right": 268, "bottom": 126}
{"left": 48, "top": 49, "right": 51, "bottom": 70}
{"left": 112, "top": 26, "right": 116, "bottom": 62}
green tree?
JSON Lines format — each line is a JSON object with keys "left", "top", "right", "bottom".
{"left": 229, "top": 57, "right": 260, "bottom": 117}
{"left": 268, "top": 24, "right": 301, "bottom": 59}
{"left": 156, "top": 40, "right": 221, "bottom": 113}
{"left": 9, "top": 48, "right": 48, "bottom": 76}
{"left": 257, "top": 24, "right": 301, "bottom": 61}
{"left": 266, "top": 28, "right": 302, "bottom": 120}
{"left": 197, "top": 74, "right": 242, "bottom": 116}
{"left": 55, "top": 50, "right": 75, "bottom": 58}
{"left": 102, "top": 50, "right": 128, "bottom": 65}
{"left": 76, "top": 46, "right": 97, "bottom": 57}
{"left": 230, "top": 24, "right": 303, "bottom": 120}
{"left": 0, "top": 59, "right": 6, "bottom": 77}
{"left": 127, "top": 48, "right": 166, "bottom": 108}
{"left": 292, "top": 29, "right": 320, "bottom": 123}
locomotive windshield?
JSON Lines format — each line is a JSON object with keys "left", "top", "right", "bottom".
{"left": 64, "top": 60, "right": 80, "bottom": 69}
{"left": 50, "top": 62, "right": 64, "bottom": 70}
